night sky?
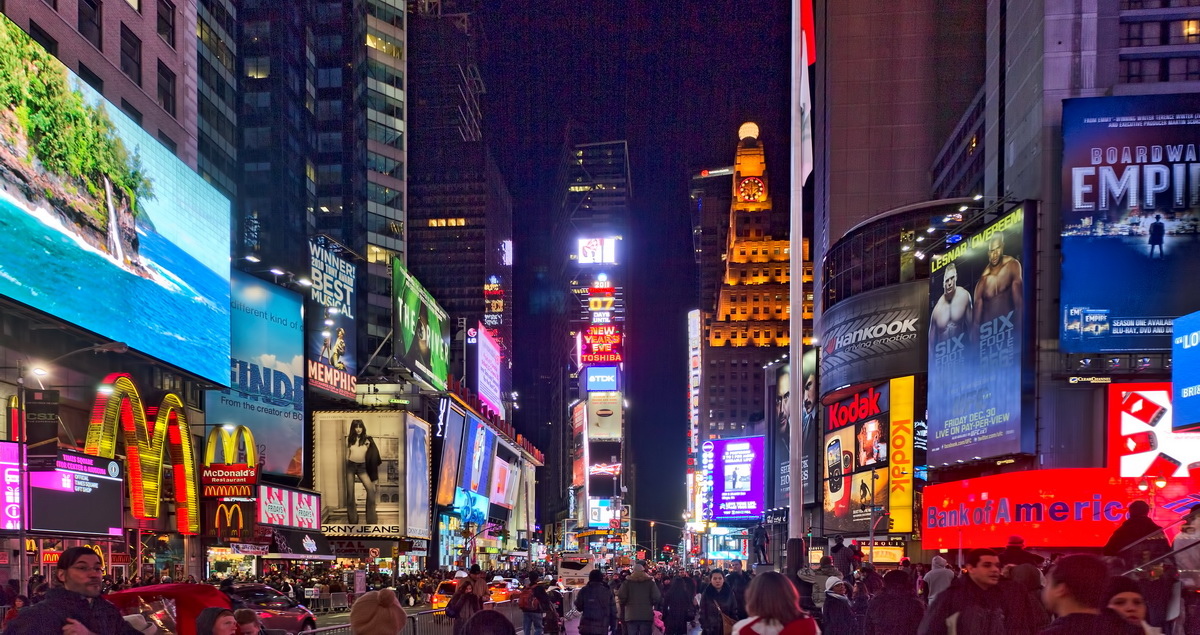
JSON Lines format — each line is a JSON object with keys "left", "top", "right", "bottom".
{"left": 479, "top": 0, "right": 792, "bottom": 547}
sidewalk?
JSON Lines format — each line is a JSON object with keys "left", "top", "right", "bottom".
{"left": 555, "top": 618, "right": 702, "bottom": 635}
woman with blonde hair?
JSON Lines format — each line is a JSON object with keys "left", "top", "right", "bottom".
{"left": 732, "top": 572, "right": 819, "bottom": 635}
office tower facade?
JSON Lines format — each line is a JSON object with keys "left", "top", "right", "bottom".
{"left": 407, "top": 2, "right": 513, "bottom": 391}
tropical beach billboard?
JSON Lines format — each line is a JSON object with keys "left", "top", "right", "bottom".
{"left": 0, "top": 17, "right": 232, "bottom": 384}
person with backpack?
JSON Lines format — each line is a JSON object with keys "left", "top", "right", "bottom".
{"left": 575, "top": 570, "right": 618, "bottom": 635}
{"left": 519, "top": 573, "right": 547, "bottom": 635}
{"left": 732, "top": 572, "right": 818, "bottom": 635}
{"left": 616, "top": 564, "right": 662, "bottom": 635}
{"left": 542, "top": 576, "right": 564, "bottom": 635}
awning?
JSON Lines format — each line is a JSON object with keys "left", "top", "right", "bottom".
{"left": 262, "top": 529, "right": 335, "bottom": 561}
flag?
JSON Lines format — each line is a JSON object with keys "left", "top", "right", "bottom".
{"left": 795, "top": 0, "right": 815, "bottom": 186}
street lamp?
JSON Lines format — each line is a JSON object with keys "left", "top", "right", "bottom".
{"left": 650, "top": 521, "right": 655, "bottom": 561}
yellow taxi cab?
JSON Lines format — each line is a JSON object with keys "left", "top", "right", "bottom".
{"left": 488, "top": 576, "right": 517, "bottom": 602}
{"left": 431, "top": 581, "right": 458, "bottom": 610}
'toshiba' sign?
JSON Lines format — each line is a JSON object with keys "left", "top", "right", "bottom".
{"left": 84, "top": 373, "right": 200, "bottom": 535}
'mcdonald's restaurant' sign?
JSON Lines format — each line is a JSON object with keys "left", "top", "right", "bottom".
{"left": 201, "top": 425, "right": 259, "bottom": 498}
{"left": 84, "top": 373, "right": 199, "bottom": 535}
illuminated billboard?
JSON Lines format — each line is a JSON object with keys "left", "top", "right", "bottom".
{"left": 587, "top": 391, "right": 623, "bottom": 441}
{"left": 314, "top": 412, "right": 405, "bottom": 537}
{"left": 1174, "top": 311, "right": 1200, "bottom": 431}
{"left": 587, "top": 497, "right": 618, "bottom": 528}
{"left": 1108, "top": 383, "right": 1200, "bottom": 479}
{"left": 257, "top": 484, "right": 321, "bottom": 531}
{"left": 577, "top": 238, "right": 618, "bottom": 264}
{"left": 434, "top": 401, "right": 466, "bottom": 508}
{"left": 584, "top": 366, "right": 619, "bottom": 392}
{"left": 393, "top": 257, "right": 451, "bottom": 390}
{"left": 820, "top": 282, "right": 927, "bottom": 393}
{"left": 475, "top": 322, "right": 504, "bottom": 417}
{"left": 928, "top": 206, "right": 1030, "bottom": 464}
{"left": 572, "top": 401, "right": 587, "bottom": 488}
{"left": 923, "top": 468, "right": 1196, "bottom": 549}
{"left": 1061, "top": 94, "right": 1200, "bottom": 352}
{"left": 405, "top": 413, "right": 432, "bottom": 539}
{"left": 308, "top": 238, "right": 357, "bottom": 399}
{"left": 206, "top": 272, "right": 305, "bottom": 477}
{"left": 29, "top": 451, "right": 123, "bottom": 536}
{"left": 489, "top": 458, "right": 518, "bottom": 509}
{"left": 0, "top": 16, "right": 231, "bottom": 384}
{"left": 580, "top": 324, "right": 624, "bottom": 364}
{"left": 710, "top": 437, "right": 765, "bottom": 520}
{"left": 459, "top": 417, "right": 496, "bottom": 497}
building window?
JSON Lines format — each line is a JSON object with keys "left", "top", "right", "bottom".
{"left": 1119, "top": 59, "right": 1165, "bottom": 83}
{"left": 157, "top": 131, "right": 176, "bottom": 154}
{"left": 124, "top": 0, "right": 140, "bottom": 10}
{"left": 157, "top": 61, "right": 176, "bottom": 116}
{"left": 246, "top": 56, "right": 271, "bottom": 79}
{"left": 1168, "top": 57, "right": 1200, "bottom": 80}
{"left": 120, "top": 99, "right": 143, "bottom": 125}
{"left": 28, "top": 21, "right": 58, "bottom": 55}
{"left": 1170, "top": 19, "right": 1200, "bottom": 44}
{"left": 78, "top": 0, "right": 103, "bottom": 50}
{"left": 120, "top": 25, "right": 142, "bottom": 85}
{"left": 157, "top": 0, "right": 176, "bottom": 47}
{"left": 78, "top": 63, "right": 104, "bottom": 92}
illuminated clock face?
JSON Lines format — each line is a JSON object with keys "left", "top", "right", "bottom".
{"left": 739, "top": 177, "right": 765, "bottom": 202}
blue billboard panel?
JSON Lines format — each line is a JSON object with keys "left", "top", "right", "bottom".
{"left": 0, "top": 17, "right": 231, "bottom": 384}
{"left": 710, "top": 436, "right": 765, "bottom": 521}
{"left": 928, "top": 207, "right": 1027, "bottom": 464}
{"left": 206, "top": 272, "right": 305, "bottom": 476}
{"left": 1174, "top": 310, "right": 1200, "bottom": 431}
{"left": 584, "top": 366, "right": 619, "bottom": 392}
{"left": 458, "top": 417, "right": 496, "bottom": 497}
{"left": 1061, "top": 94, "right": 1200, "bottom": 352}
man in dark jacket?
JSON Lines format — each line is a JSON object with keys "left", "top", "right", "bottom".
{"left": 616, "top": 564, "right": 661, "bottom": 635}
{"left": 1102, "top": 501, "right": 1171, "bottom": 571}
{"left": 3, "top": 547, "right": 140, "bottom": 635}
{"left": 830, "top": 536, "right": 856, "bottom": 580}
{"left": 575, "top": 570, "right": 617, "bottom": 635}
{"left": 918, "top": 548, "right": 1009, "bottom": 635}
{"left": 1000, "top": 535, "right": 1046, "bottom": 568}
{"left": 723, "top": 561, "right": 750, "bottom": 619}
{"left": 864, "top": 570, "right": 923, "bottom": 635}
{"left": 1039, "top": 555, "right": 1140, "bottom": 635}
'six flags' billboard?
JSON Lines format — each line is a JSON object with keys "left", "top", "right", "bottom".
{"left": 1061, "top": 94, "right": 1200, "bottom": 352}
{"left": 927, "top": 206, "right": 1031, "bottom": 464}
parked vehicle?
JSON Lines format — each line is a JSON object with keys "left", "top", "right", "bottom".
{"left": 225, "top": 583, "right": 317, "bottom": 633}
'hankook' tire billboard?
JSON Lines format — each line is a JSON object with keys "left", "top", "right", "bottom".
{"left": 819, "top": 282, "right": 928, "bottom": 396}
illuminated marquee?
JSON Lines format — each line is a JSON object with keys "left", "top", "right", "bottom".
{"left": 581, "top": 325, "right": 624, "bottom": 364}
{"left": 84, "top": 373, "right": 200, "bottom": 535}
{"left": 201, "top": 426, "right": 259, "bottom": 498}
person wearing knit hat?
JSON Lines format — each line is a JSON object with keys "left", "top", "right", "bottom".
{"left": 196, "top": 608, "right": 237, "bottom": 635}
{"left": 1103, "top": 576, "right": 1162, "bottom": 635}
{"left": 821, "top": 577, "right": 855, "bottom": 635}
{"left": 349, "top": 589, "right": 405, "bottom": 635}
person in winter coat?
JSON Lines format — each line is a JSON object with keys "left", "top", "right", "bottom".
{"left": 616, "top": 564, "right": 662, "bottom": 635}
{"left": 820, "top": 578, "right": 856, "bottom": 635}
{"left": 543, "top": 577, "right": 565, "bottom": 635}
{"left": 810, "top": 557, "right": 842, "bottom": 611}
{"left": 1103, "top": 575, "right": 1163, "bottom": 635}
{"left": 918, "top": 549, "right": 1010, "bottom": 635}
{"left": 574, "top": 570, "right": 618, "bottom": 635}
{"left": 1103, "top": 501, "right": 1172, "bottom": 572}
{"left": 723, "top": 562, "right": 751, "bottom": 621}
{"left": 923, "top": 556, "right": 956, "bottom": 602}
{"left": 196, "top": 608, "right": 238, "bottom": 635}
{"left": 1005, "top": 563, "right": 1051, "bottom": 635}
{"left": 699, "top": 572, "right": 739, "bottom": 635}
{"left": 864, "top": 570, "right": 924, "bottom": 635}
{"left": 661, "top": 574, "right": 697, "bottom": 635}
{"left": 1040, "top": 555, "right": 1142, "bottom": 635}
{"left": 3, "top": 548, "right": 140, "bottom": 635}
{"left": 830, "top": 536, "right": 856, "bottom": 580}
{"left": 731, "top": 572, "right": 818, "bottom": 635}
{"left": 448, "top": 566, "right": 488, "bottom": 635}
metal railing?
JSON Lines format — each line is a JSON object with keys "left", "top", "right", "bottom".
{"left": 309, "top": 589, "right": 580, "bottom": 635}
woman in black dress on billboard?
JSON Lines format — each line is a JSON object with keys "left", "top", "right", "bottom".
{"left": 345, "top": 419, "right": 380, "bottom": 524}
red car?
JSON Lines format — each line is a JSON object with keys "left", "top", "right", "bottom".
{"left": 107, "top": 583, "right": 317, "bottom": 635}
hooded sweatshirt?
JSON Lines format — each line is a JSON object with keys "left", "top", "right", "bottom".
{"left": 196, "top": 607, "right": 233, "bottom": 635}
{"left": 617, "top": 568, "right": 662, "bottom": 622}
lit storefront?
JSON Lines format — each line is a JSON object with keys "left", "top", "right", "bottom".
{"left": 207, "top": 544, "right": 264, "bottom": 578}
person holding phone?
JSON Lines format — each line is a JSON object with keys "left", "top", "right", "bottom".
{"left": 345, "top": 419, "right": 380, "bottom": 525}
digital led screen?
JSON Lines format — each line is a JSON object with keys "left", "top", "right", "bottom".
{"left": 314, "top": 411, "right": 404, "bottom": 537}
{"left": 1061, "top": 94, "right": 1200, "bottom": 353}
{"left": 453, "top": 487, "right": 489, "bottom": 526}
{"left": 571, "top": 401, "right": 586, "bottom": 488}
{"left": 823, "top": 383, "right": 890, "bottom": 535}
{"left": 584, "top": 366, "right": 619, "bottom": 392}
{"left": 1174, "top": 311, "right": 1200, "bottom": 431}
{"left": 821, "top": 283, "right": 927, "bottom": 392}
{"left": 459, "top": 417, "right": 496, "bottom": 497}
{"left": 393, "top": 257, "right": 451, "bottom": 391}
{"left": 308, "top": 238, "right": 357, "bottom": 399}
{"left": 923, "top": 468, "right": 1197, "bottom": 549}
{"left": 586, "top": 391, "right": 623, "bottom": 441}
{"left": 710, "top": 437, "right": 765, "bottom": 520}
{"left": 206, "top": 272, "right": 304, "bottom": 476}
{"left": 0, "top": 442, "right": 21, "bottom": 530}
{"left": 928, "top": 206, "right": 1028, "bottom": 464}
{"left": 577, "top": 238, "right": 618, "bottom": 264}
{"left": 580, "top": 325, "right": 624, "bottom": 364}
{"left": 435, "top": 400, "right": 466, "bottom": 507}
{"left": 587, "top": 497, "right": 618, "bottom": 528}
{"left": 489, "top": 458, "right": 518, "bottom": 509}
{"left": 1107, "top": 383, "right": 1200, "bottom": 480}
{"left": 29, "top": 451, "right": 123, "bottom": 536}
{"left": 0, "top": 17, "right": 231, "bottom": 384}
{"left": 475, "top": 322, "right": 504, "bottom": 417}
{"left": 405, "top": 413, "right": 431, "bottom": 539}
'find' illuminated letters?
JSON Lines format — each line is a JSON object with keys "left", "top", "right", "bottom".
{"left": 84, "top": 373, "right": 200, "bottom": 535}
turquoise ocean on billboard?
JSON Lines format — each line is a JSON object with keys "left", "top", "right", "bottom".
{"left": 0, "top": 19, "right": 230, "bottom": 384}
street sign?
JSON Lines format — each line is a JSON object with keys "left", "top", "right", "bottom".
{"left": 609, "top": 518, "right": 621, "bottom": 529}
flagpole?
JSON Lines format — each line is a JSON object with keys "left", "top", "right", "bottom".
{"left": 787, "top": 0, "right": 813, "bottom": 576}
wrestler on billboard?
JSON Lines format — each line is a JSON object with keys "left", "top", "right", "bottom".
{"left": 930, "top": 263, "right": 973, "bottom": 357}
{"left": 973, "top": 234, "right": 1024, "bottom": 344}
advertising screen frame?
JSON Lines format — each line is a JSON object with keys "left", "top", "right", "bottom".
{"left": 823, "top": 382, "right": 893, "bottom": 535}
{"left": 475, "top": 322, "right": 504, "bottom": 417}
{"left": 206, "top": 271, "right": 305, "bottom": 477}
{"left": 577, "top": 238, "right": 618, "bottom": 264}
{"left": 434, "top": 400, "right": 467, "bottom": 508}
{"left": 458, "top": 417, "right": 496, "bottom": 497}
{"left": 307, "top": 237, "right": 357, "bottom": 399}
{"left": 586, "top": 391, "right": 623, "bottom": 442}
{"left": 580, "top": 325, "right": 624, "bottom": 364}
{"left": 584, "top": 366, "right": 620, "bottom": 392}
{"left": 820, "top": 282, "right": 928, "bottom": 394}
{"left": 927, "top": 205, "right": 1034, "bottom": 464}
{"left": 710, "top": 436, "right": 766, "bottom": 521}
{"left": 405, "top": 413, "right": 432, "bottom": 539}
{"left": 1060, "top": 94, "right": 1200, "bottom": 353}
{"left": 314, "top": 411, "right": 405, "bottom": 537}
{"left": 393, "top": 257, "right": 451, "bottom": 391}
{"left": 0, "top": 16, "right": 231, "bottom": 384}
{"left": 29, "top": 451, "right": 123, "bottom": 537}
{"left": 1174, "top": 310, "right": 1200, "bottom": 431}
{"left": 1107, "top": 382, "right": 1200, "bottom": 479}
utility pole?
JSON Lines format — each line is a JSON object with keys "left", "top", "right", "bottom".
{"left": 650, "top": 521, "right": 656, "bottom": 561}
